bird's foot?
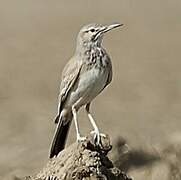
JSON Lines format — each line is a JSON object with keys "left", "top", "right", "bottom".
{"left": 90, "top": 129, "right": 106, "bottom": 146}
{"left": 76, "top": 134, "right": 86, "bottom": 142}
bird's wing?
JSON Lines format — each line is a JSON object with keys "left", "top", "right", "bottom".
{"left": 56, "top": 57, "right": 82, "bottom": 118}
{"left": 106, "top": 64, "right": 112, "bottom": 86}
{"left": 104, "top": 55, "right": 113, "bottom": 88}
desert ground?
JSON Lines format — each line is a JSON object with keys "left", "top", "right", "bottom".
{"left": 0, "top": 0, "right": 180, "bottom": 179}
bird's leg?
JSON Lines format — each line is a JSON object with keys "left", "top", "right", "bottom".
{"left": 85, "top": 103, "right": 106, "bottom": 145}
{"left": 72, "top": 106, "right": 86, "bottom": 142}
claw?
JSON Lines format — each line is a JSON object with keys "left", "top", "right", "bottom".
{"left": 90, "top": 130, "right": 106, "bottom": 146}
{"left": 77, "top": 134, "right": 86, "bottom": 142}
{"left": 90, "top": 130, "right": 100, "bottom": 145}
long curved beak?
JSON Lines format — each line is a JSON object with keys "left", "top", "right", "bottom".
{"left": 94, "top": 23, "right": 123, "bottom": 41}
{"left": 103, "top": 23, "right": 123, "bottom": 33}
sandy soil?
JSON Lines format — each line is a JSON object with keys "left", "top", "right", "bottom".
{"left": 0, "top": 0, "right": 180, "bottom": 179}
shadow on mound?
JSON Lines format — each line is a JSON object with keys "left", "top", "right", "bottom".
{"left": 112, "top": 137, "right": 160, "bottom": 172}
{"left": 112, "top": 134, "right": 181, "bottom": 180}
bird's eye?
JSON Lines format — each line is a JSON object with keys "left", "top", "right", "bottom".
{"left": 90, "top": 28, "right": 95, "bottom": 32}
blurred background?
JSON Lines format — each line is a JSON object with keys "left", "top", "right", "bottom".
{"left": 0, "top": 0, "right": 180, "bottom": 179}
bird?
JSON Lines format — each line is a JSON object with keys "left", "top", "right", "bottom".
{"left": 50, "top": 23, "right": 123, "bottom": 158}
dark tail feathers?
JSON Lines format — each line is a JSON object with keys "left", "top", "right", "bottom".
{"left": 50, "top": 114, "right": 72, "bottom": 158}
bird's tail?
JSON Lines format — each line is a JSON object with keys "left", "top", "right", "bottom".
{"left": 50, "top": 112, "right": 72, "bottom": 158}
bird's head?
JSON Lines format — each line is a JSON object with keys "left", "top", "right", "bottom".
{"left": 76, "top": 23, "right": 123, "bottom": 51}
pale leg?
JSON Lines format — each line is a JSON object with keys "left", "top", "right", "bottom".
{"left": 72, "top": 106, "right": 86, "bottom": 142}
{"left": 85, "top": 103, "right": 105, "bottom": 145}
